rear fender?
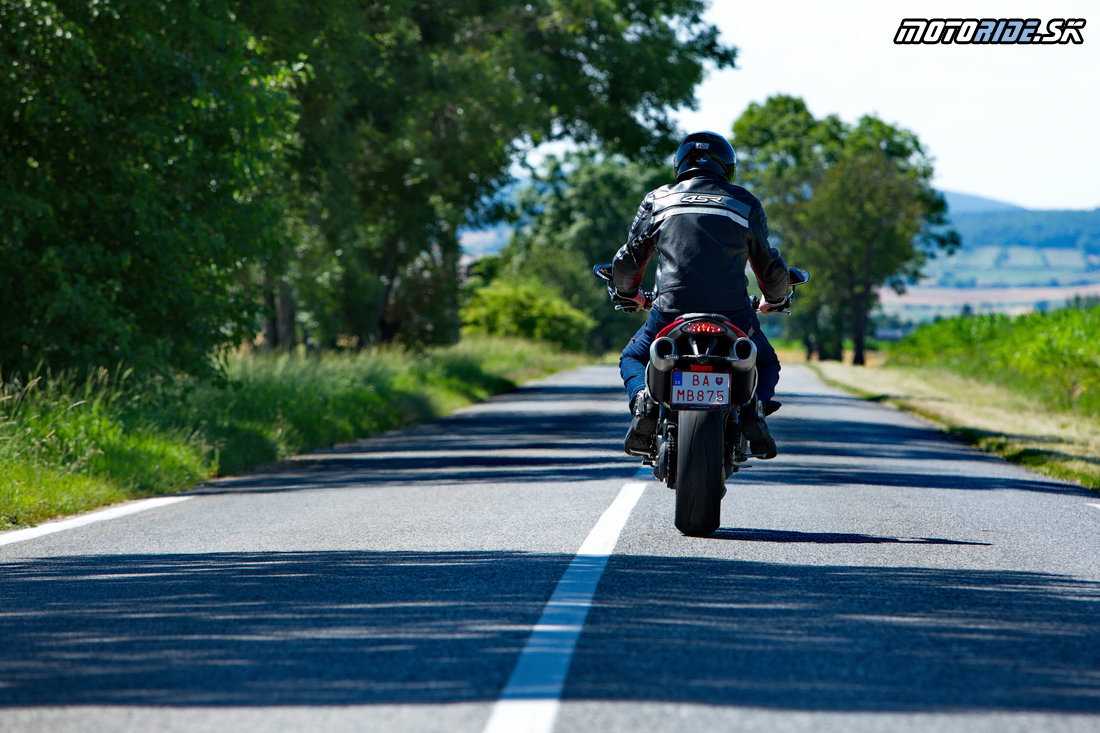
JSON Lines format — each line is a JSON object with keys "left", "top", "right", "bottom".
{"left": 647, "top": 314, "right": 757, "bottom": 407}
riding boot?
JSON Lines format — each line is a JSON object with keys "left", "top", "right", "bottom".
{"left": 740, "top": 397, "right": 777, "bottom": 459}
{"left": 624, "top": 391, "right": 658, "bottom": 455}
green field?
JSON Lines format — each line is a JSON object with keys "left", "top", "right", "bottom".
{"left": 807, "top": 303, "right": 1100, "bottom": 490}
{"left": 889, "top": 305, "right": 1100, "bottom": 415}
{"left": 922, "top": 245, "right": 1098, "bottom": 287}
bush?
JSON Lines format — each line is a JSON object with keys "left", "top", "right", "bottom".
{"left": 461, "top": 280, "right": 596, "bottom": 352}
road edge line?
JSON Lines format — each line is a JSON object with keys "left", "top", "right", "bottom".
{"left": 0, "top": 496, "right": 193, "bottom": 548}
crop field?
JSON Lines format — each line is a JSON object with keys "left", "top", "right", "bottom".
{"left": 921, "top": 245, "right": 1099, "bottom": 288}
{"left": 888, "top": 305, "right": 1100, "bottom": 415}
{"left": 813, "top": 303, "right": 1100, "bottom": 489}
{"left": 878, "top": 280, "right": 1100, "bottom": 320}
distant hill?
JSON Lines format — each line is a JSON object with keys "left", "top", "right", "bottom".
{"left": 941, "top": 190, "right": 1026, "bottom": 214}
{"left": 459, "top": 185, "right": 1100, "bottom": 289}
{"left": 937, "top": 189, "right": 1100, "bottom": 253}
{"left": 949, "top": 208, "right": 1100, "bottom": 251}
{"left": 923, "top": 194, "right": 1100, "bottom": 288}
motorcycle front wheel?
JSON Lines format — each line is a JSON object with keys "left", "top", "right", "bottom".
{"left": 674, "top": 409, "right": 725, "bottom": 537}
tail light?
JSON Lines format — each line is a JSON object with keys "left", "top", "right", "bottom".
{"left": 681, "top": 321, "right": 725, "bottom": 335}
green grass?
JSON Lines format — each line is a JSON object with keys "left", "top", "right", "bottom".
{"left": 0, "top": 337, "right": 591, "bottom": 530}
{"left": 888, "top": 304, "right": 1100, "bottom": 415}
{"left": 808, "top": 348, "right": 1100, "bottom": 492}
{"left": 883, "top": 305, "right": 1100, "bottom": 487}
{"left": 943, "top": 428, "right": 1099, "bottom": 490}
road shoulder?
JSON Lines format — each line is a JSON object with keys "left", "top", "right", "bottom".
{"left": 806, "top": 359, "right": 1100, "bottom": 492}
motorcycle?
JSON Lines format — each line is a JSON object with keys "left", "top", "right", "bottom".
{"left": 593, "top": 263, "right": 810, "bottom": 536}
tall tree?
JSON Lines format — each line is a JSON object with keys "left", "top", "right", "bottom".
{"left": 0, "top": 0, "right": 301, "bottom": 377}
{"left": 235, "top": 0, "right": 736, "bottom": 348}
{"left": 733, "top": 96, "right": 958, "bottom": 363}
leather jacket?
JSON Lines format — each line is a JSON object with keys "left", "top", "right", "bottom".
{"left": 612, "top": 171, "right": 789, "bottom": 313}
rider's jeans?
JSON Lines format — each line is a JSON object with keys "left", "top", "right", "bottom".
{"left": 619, "top": 307, "right": 781, "bottom": 408}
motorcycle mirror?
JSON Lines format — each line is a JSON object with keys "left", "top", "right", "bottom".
{"left": 593, "top": 263, "right": 614, "bottom": 282}
{"left": 788, "top": 267, "right": 810, "bottom": 286}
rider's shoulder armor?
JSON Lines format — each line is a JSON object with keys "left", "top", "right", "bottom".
{"left": 648, "top": 177, "right": 757, "bottom": 230}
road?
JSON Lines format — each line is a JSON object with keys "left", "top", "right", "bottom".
{"left": 1, "top": 364, "right": 1098, "bottom": 732}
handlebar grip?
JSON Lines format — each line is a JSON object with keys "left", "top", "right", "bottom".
{"left": 755, "top": 293, "right": 795, "bottom": 314}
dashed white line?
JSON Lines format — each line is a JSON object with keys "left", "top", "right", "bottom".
{"left": 482, "top": 472, "right": 648, "bottom": 733}
{"left": 0, "top": 496, "right": 192, "bottom": 547}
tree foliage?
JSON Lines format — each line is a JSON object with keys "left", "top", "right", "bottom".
{"left": 732, "top": 95, "right": 958, "bottom": 363}
{"left": 1, "top": 0, "right": 733, "bottom": 378}
{"left": 236, "top": 0, "right": 736, "bottom": 350}
{"left": 1, "top": 0, "right": 301, "bottom": 377}
{"left": 501, "top": 152, "right": 669, "bottom": 351}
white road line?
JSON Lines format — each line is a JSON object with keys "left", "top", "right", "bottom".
{"left": 1090, "top": 504, "right": 1100, "bottom": 512}
{"left": 482, "top": 472, "right": 648, "bottom": 733}
{"left": 0, "top": 496, "right": 192, "bottom": 548}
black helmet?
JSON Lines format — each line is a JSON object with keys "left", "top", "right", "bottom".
{"left": 673, "top": 131, "right": 736, "bottom": 180}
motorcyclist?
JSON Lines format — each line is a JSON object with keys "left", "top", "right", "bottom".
{"left": 612, "top": 130, "right": 789, "bottom": 459}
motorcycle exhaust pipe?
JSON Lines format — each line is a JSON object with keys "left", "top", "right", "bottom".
{"left": 649, "top": 337, "right": 678, "bottom": 372}
{"left": 728, "top": 337, "right": 758, "bottom": 372}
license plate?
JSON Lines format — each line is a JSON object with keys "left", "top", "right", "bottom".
{"left": 670, "top": 370, "right": 730, "bottom": 408}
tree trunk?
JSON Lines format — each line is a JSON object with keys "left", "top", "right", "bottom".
{"left": 849, "top": 287, "right": 869, "bottom": 365}
{"left": 262, "top": 280, "right": 297, "bottom": 350}
{"left": 360, "top": 237, "right": 402, "bottom": 348}
{"left": 818, "top": 335, "right": 843, "bottom": 361}
{"left": 262, "top": 286, "right": 278, "bottom": 349}
{"left": 275, "top": 281, "right": 297, "bottom": 350}
{"left": 851, "top": 317, "right": 867, "bottom": 365}
{"left": 817, "top": 310, "right": 845, "bottom": 361}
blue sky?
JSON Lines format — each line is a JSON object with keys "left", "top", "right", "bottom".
{"left": 675, "top": 1, "right": 1099, "bottom": 210}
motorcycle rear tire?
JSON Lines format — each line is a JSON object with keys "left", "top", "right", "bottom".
{"left": 674, "top": 409, "right": 725, "bottom": 537}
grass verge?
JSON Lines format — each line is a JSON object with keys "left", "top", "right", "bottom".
{"left": 0, "top": 337, "right": 592, "bottom": 530}
{"left": 806, "top": 360, "right": 1100, "bottom": 491}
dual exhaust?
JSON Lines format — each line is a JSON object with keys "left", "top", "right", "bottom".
{"left": 649, "top": 334, "right": 757, "bottom": 373}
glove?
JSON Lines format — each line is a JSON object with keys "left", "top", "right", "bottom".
{"left": 613, "top": 289, "right": 648, "bottom": 312}
{"left": 758, "top": 298, "right": 788, "bottom": 313}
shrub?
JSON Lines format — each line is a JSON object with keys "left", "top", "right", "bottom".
{"left": 461, "top": 280, "right": 595, "bottom": 352}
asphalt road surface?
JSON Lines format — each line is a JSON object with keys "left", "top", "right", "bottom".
{"left": 1, "top": 364, "right": 1098, "bottom": 733}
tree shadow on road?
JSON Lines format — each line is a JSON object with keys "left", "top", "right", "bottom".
{"left": 569, "top": 554, "right": 1100, "bottom": 712}
{"left": 1, "top": 550, "right": 1098, "bottom": 712}
{"left": 194, "top": 409, "right": 637, "bottom": 494}
{"left": 769, "top": 415, "right": 1090, "bottom": 496}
